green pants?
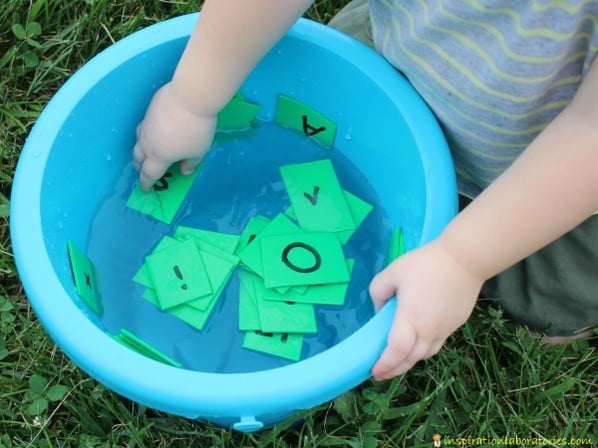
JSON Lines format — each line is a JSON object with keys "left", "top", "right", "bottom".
{"left": 329, "top": 0, "right": 598, "bottom": 336}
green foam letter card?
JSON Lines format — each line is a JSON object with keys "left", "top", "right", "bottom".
{"left": 235, "top": 215, "right": 270, "bottom": 255}
{"left": 127, "top": 165, "right": 200, "bottom": 224}
{"left": 145, "top": 239, "right": 213, "bottom": 309}
{"left": 238, "top": 213, "right": 302, "bottom": 276}
{"left": 265, "top": 259, "right": 354, "bottom": 306}
{"left": 252, "top": 276, "right": 317, "bottom": 333}
{"left": 186, "top": 250, "right": 236, "bottom": 311}
{"left": 275, "top": 95, "right": 336, "bottom": 149}
{"left": 115, "top": 329, "right": 182, "bottom": 368}
{"left": 217, "top": 93, "right": 260, "bottom": 131}
{"left": 279, "top": 159, "right": 355, "bottom": 233}
{"left": 337, "top": 190, "right": 373, "bottom": 244}
{"left": 243, "top": 330, "right": 304, "bottom": 361}
{"left": 174, "top": 226, "right": 240, "bottom": 255}
{"left": 67, "top": 241, "right": 102, "bottom": 316}
{"left": 260, "top": 232, "right": 350, "bottom": 289}
{"left": 387, "top": 227, "right": 407, "bottom": 265}
{"left": 238, "top": 271, "right": 262, "bottom": 331}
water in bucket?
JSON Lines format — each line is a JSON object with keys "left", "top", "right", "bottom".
{"left": 86, "top": 119, "right": 391, "bottom": 373}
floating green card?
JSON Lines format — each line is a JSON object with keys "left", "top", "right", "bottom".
{"left": 238, "top": 271, "right": 261, "bottom": 331}
{"left": 275, "top": 95, "right": 336, "bottom": 149}
{"left": 216, "top": 93, "right": 260, "bottom": 131}
{"left": 142, "top": 288, "right": 221, "bottom": 332}
{"left": 132, "top": 236, "right": 180, "bottom": 288}
{"left": 387, "top": 227, "right": 407, "bottom": 265}
{"left": 238, "top": 213, "right": 301, "bottom": 276}
{"left": 265, "top": 259, "right": 354, "bottom": 305}
{"left": 279, "top": 159, "right": 355, "bottom": 233}
{"left": 174, "top": 226, "right": 240, "bottom": 255}
{"left": 337, "top": 190, "right": 373, "bottom": 244}
{"left": 243, "top": 330, "right": 304, "bottom": 361}
{"left": 114, "top": 329, "right": 182, "bottom": 367}
{"left": 186, "top": 250, "right": 236, "bottom": 311}
{"left": 252, "top": 275, "right": 317, "bottom": 333}
{"left": 235, "top": 215, "right": 270, "bottom": 255}
{"left": 126, "top": 165, "right": 200, "bottom": 224}
{"left": 170, "top": 290, "right": 223, "bottom": 331}
{"left": 67, "top": 241, "right": 102, "bottom": 316}
{"left": 146, "top": 239, "right": 213, "bottom": 309}
{"left": 260, "top": 231, "right": 350, "bottom": 289}
{"left": 285, "top": 189, "right": 372, "bottom": 244}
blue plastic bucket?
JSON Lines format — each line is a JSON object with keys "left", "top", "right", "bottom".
{"left": 10, "top": 14, "right": 457, "bottom": 431}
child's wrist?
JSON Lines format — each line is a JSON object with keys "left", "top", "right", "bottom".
{"left": 436, "top": 230, "right": 491, "bottom": 285}
{"left": 167, "top": 79, "right": 222, "bottom": 119}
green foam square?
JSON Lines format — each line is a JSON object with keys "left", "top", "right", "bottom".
{"left": 275, "top": 95, "right": 336, "bottom": 149}
{"left": 126, "top": 165, "right": 200, "bottom": 224}
{"left": 242, "top": 330, "right": 304, "bottom": 361}
{"left": 132, "top": 236, "right": 180, "bottom": 288}
{"left": 265, "top": 259, "right": 354, "bottom": 305}
{"left": 260, "top": 232, "right": 350, "bottom": 288}
{"left": 238, "top": 213, "right": 301, "bottom": 276}
{"left": 387, "top": 227, "right": 407, "bottom": 265}
{"left": 67, "top": 241, "right": 102, "bottom": 316}
{"left": 145, "top": 239, "right": 212, "bottom": 309}
{"left": 141, "top": 288, "right": 160, "bottom": 306}
{"left": 337, "top": 190, "right": 373, "bottom": 244}
{"left": 114, "top": 329, "right": 182, "bottom": 367}
{"left": 186, "top": 250, "right": 236, "bottom": 311}
{"left": 235, "top": 215, "right": 270, "bottom": 255}
{"left": 279, "top": 159, "right": 355, "bottom": 233}
{"left": 238, "top": 271, "right": 261, "bottom": 331}
{"left": 253, "top": 276, "right": 317, "bottom": 333}
{"left": 168, "top": 301, "right": 219, "bottom": 332}
{"left": 216, "top": 93, "right": 260, "bottom": 131}
{"left": 174, "top": 226, "right": 240, "bottom": 255}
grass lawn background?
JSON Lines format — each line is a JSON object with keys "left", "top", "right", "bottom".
{"left": 0, "top": 1, "right": 596, "bottom": 446}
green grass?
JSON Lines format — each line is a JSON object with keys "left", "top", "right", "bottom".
{"left": 1, "top": 1, "right": 597, "bottom": 447}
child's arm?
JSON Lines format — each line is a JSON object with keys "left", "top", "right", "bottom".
{"left": 134, "top": 0, "right": 314, "bottom": 191}
{"left": 371, "top": 56, "right": 598, "bottom": 380}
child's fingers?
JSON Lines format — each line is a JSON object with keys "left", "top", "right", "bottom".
{"left": 180, "top": 157, "right": 203, "bottom": 175}
{"left": 371, "top": 313, "right": 416, "bottom": 380}
{"left": 133, "top": 142, "right": 146, "bottom": 172}
{"left": 369, "top": 263, "right": 400, "bottom": 311}
{"left": 139, "top": 156, "right": 169, "bottom": 192}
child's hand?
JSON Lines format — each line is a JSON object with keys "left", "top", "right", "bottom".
{"left": 369, "top": 238, "right": 484, "bottom": 380}
{"left": 133, "top": 82, "right": 217, "bottom": 191}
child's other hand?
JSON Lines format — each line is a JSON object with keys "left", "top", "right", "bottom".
{"left": 369, "top": 238, "right": 483, "bottom": 380}
{"left": 133, "top": 82, "right": 217, "bottom": 191}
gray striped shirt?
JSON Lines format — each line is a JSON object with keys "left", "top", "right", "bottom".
{"left": 369, "top": 0, "right": 598, "bottom": 197}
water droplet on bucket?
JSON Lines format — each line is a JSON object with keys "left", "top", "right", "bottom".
{"left": 57, "top": 221, "right": 64, "bottom": 229}
{"left": 105, "top": 153, "right": 112, "bottom": 161}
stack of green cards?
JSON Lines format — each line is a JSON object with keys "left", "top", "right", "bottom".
{"left": 234, "top": 159, "right": 374, "bottom": 361}
{"left": 133, "top": 228, "right": 240, "bottom": 331}
{"left": 112, "top": 328, "right": 182, "bottom": 367}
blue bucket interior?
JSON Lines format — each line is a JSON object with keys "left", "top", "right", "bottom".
{"left": 10, "top": 14, "right": 456, "bottom": 430}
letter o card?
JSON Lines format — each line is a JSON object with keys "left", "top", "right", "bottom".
{"left": 260, "top": 232, "right": 349, "bottom": 288}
